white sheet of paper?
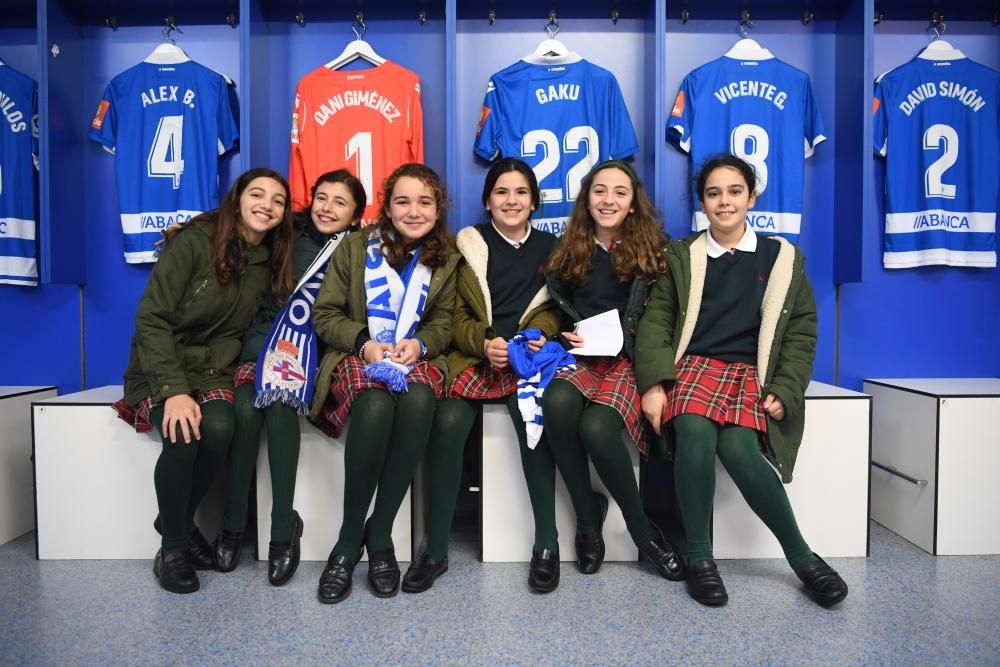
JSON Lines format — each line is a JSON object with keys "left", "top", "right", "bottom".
{"left": 569, "top": 308, "right": 623, "bottom": 357}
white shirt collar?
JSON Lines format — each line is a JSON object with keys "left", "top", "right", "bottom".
{"left": 706, "top": 225, "right": 757, "bottom": 258}
{"left": 594, "top": 236, "right": 616, "bottom": 252}
{"left": 491, "top": 220, "right": 531, "bottom": 248}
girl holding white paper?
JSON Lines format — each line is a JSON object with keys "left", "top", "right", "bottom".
{"left": 310, "top": 163, "right": 460, "bottom": 604}
{"left": 543, "top": 160, "right": 684, "bottom": 583}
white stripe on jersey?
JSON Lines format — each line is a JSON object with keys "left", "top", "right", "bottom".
{"left": 0, "top": 217, "right": 37, "bottom": 239}
{"left": 694, "top": 210, "right": 802, "bottom": 237}
{"left": 884, "top": 249, "right": 996, "bottom": 269}
{"left": 124, "top": 250, "right": 159, "bottom": 264}
{"left": 0, "top": 256, "right": 39, "bottom": 284}
{"left": 886, "top": 211, "right": 996, "bottom": 235}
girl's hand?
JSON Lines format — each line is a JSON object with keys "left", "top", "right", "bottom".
{"left": 561, "top": 331, "right": 584, "bottom": 348}
{"left": 527, "top": 334, "right": 547, "bottom": 353}
{"left": 763, "top": 393, "right": 785, "bottom": 421}
{"left": 363, "top": 342, "right": 394, "bottom": 365}
{"left": 484, "top": 337, "right": 509, "bottom": 368}
{"left": 392, "top": 339, "right": 422, "bottom": 366}
{"left": 640, "top": 384, "right": 668, "bottom": 435}
{"left": 162, "top": 394, "right": 201, "bottom": 444}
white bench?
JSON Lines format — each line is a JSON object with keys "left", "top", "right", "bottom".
{"left": 865, "top": 378, "right": 1000, "bottom": 556}
{"left": 32, "top": 386, "right": 227, "bottom": 559}
{"left": 1, "top": 386, "right": 57, "bottom": 545}
{"left": 254, "top": 420, "right": 412, "bottom": 562}
{"left": 713, "top": 381, "right": 871, "bottom": 559}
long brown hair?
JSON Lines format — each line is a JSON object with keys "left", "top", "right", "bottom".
{"left": 292, "top": 169, "right": 367, "bottom": 232}
{"left": 548, "top": 160, "right": 668, "bottom": 285}
{"left": 373, "top": 163, "right": 453, "bottom": 269}
{"left": 163, "top": 167, "right": 295, "bottom": 299}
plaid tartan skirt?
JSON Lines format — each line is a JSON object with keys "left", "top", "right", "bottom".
{"left": 449, "top": 362, "right": 519, "bottom": 400}
{"left": 112, "top": 389, "right": 235, "bottom": 434}
{"left": 555, "top": 355, "right": 647, "bottom": 455}
{"left": 316, "top": 355, "right": 446, "bottom": 438}
{"left": 664, "top": 354, "right": 768, "bottom": 433}
{"left": 233, "top": 360, "right": 257, "bottom": 389}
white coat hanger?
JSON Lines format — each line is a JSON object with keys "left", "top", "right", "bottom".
{"left": 145, "top": 22, "right": 191, "bottom": 64}
{"left": 523, "top": 13, "right": 581, "bottom": 65}
{"left": 917, "top": 21, "right": 965, "bottom": 60}
{"left": 724, "top": 15, "right": 774, "bottom": 60}
{"left": 325, "top": 15, "right": 386, "bottom": 69}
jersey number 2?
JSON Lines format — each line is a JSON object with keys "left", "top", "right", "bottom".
{"left": 521, "top": 126, "right": 599, "bottom": 204}
{"left": 147, "top": 115, "right": 185, "bottom": 189}
{"left": 923, "top": 124, "right": 958, "bottom": 200}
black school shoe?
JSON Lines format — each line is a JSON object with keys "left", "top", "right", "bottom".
{"left": 402, "top": 553, "right": 449, "bottom": 593}
{"left": 268, "top": 511, "right": 304, "bottom": 587}
{"left": 153, "top": 549, "right": 200, "bottom": 594}
{"left": 153, "top": 515, "right": 213, "bottom": 570}
{"left": 528, "top": 548, "right": 560, "bottom": 593}
{"left": 318, "top": 549, "right": 362, "bottom": 604}
{"left": 367, "top": 548, "right": 401, "bottom": 598}
{"left": 213, "top": 529, "right": 244, "bottom": 572}
{"left": 796, "top": 554, "right": 849, "bottom": 608}
{"left": 639, "top": 521, "right": 685, "bottom": 581}
{"left": 576, "top": 493, "right": 609, "bottom": 575}
{"left": 685, "top": 559, "right": 729, "bottom": 607}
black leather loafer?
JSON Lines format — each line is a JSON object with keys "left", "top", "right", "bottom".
{"left": 528, "top": 548, "right": 560, "bottom": 593}
{"left": 153, "top": 549, "right": 199, "bottom": 594}
{"left": 639, "top": 522, "right": 685, "bottom": 581}
{"left": 686, "top": 559, "right": 728, "bottom": 606}
{"left": 153, "top": 515, "right": 213, "bottom": 570}
{"left": 367, "top": 548, "right": 401, "bottom": 598}
{"left": 796, "top": 554, "right": 848, "bottom": 608}
{"left": 318, "top": 549, "right": 362, "bottom": 604}
{"left": 213, "top": 529, "right": 244, "bottom": 572}
{"left": 268, "top": 511, "right": 304, "bottom": 587}
{"left": 402, "top": 553, "right": 449, "bottom": 593}
{"left": 576, "top": 493, "right": 609, "bottom": 575}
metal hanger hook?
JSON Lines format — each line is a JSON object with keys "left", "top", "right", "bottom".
{"left": 353, "top": 12, "right": 367, "bottom": 40}
{"left": 546, "top": 10, "right": 560, "bottom": 39}
{"left": 737, "top": 22, "right": 748, "bottom": 39}
{"left": 163, "top": 17, "right": 182, "bottom": 44}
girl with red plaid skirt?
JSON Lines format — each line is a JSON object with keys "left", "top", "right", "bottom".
{"left": 402, "top": 158, "right": 562, "bottom": 594}
{"left": 636, "top": 154, "right": 847, "bottom": 608}
{"left": 112, "top": 168, "right": 296, "bottom": 594}
{"left": 542, "top": 160, "right": 684, "bottom": 583}
{"left": 310, "top": 164, "right": 460, "bottom": 603}
{"left": 215, "top": 170, "right": 367, "bottom": 586}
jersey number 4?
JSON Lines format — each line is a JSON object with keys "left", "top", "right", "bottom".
{"left": 147, "top": 115, "right": 185, "bottom": 189}
{"left": 521, "top": 126, "right": 599, "bottom": 204}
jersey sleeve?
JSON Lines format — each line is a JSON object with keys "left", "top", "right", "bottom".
{"left": 289, "top": 86, "right": 309, "bottom": 211}
{"left": 802, "top": 76, "right": 826, "bottom": 158}
{"left": 407, "top": 77, "right": 424, "bottom": 162}
{"left": 216, "top": 79, "right": 239, "bottom": 156}
{"left": 606, "top": 77, "right": 639, "bottom": 159}
{"left": 88, "top": 82, "right": 118, "bottom": 153}
{"left": 668, "top": 76, "right": 695, "bottom": 153}
{"left": 872, "top": 79, "right": 888, "bottom": 157}
{"left": 473, "top": 80, "right": 501, "bottom": 161}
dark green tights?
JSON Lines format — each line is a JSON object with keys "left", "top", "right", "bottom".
{"left": 332, "top": 384, "right": 437, "bottom": 558}
{"left": 672, "top": 413, "right": 814, "bottom": 569}
{"left": 422, "top": 393, "right": 559, "bottom": 560}
{"left": 543, "top": 379, "right": 655, "bottom": 547}
{"left": 221, "top": 382, "right": 301, "bottom": 542}
{"left": 152, "top": 400, "right": 234, "bottom": 554}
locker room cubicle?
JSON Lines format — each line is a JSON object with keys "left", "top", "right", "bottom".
{"left": 0, "top": 0, "right": 997, "bottom": 396}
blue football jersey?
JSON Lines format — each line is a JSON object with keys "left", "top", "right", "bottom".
{"left": 474, "top": 57, "right": 639, "bottom": 236}
{"left": 89, "top": 60, "right": 239, "bottom": 263}
{"left": 0, "top": 65, "right": 39, "bottom": 286}
{"left": 669, "top": 54, "right": 826, "bottom": 242}
{"left": 873, "top": 52, "right": 1000, "bottom": 268}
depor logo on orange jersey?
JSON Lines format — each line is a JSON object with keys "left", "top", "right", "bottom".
{"left": 91, "top": 100, "right": 110, "bottom": 129}
{"left": 671, "top": 91, "right": 685, "bottom": 118}
{"left": 476, "top": 106, "right": 491, "bottom": 135}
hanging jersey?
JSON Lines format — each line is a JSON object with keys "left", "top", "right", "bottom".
{"left": 474, "top": 57, "right": 639, "bottom": 236}
{"left": 289, "top": 61, "right": 423, "bottom": 222}
{"left": 873, "top": 54, "right": 1000, "bottom": 268}
{"left": 89, "top": 60, "right": 239, "bottom": 264}
{"left": 0, "top": 65, "right": 39, "bottom": 286}
{"left": 669, "top": 56, "right": 825, "bottom": 242}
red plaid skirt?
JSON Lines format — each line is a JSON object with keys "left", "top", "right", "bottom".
{"left": 449, "top": 362, "right": 519, "bottom": 400}
{"left": 316, "top": 355, "right": 446, "bottom": 438}
{"left": 112, "top": 389, "right": 235, "bottom": 434}
{"left": 555, "top": 355, "right": 648, "bottom": 455}
{"left": 233, "top": 360, "right": 256, "bottom": 389}
{"left": 664, "top": 355, "right": 768, "bottom": 433}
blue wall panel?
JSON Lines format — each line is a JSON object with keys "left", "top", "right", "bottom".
{"left": 838, "top": 21, "right": 1000, "bottom": 390}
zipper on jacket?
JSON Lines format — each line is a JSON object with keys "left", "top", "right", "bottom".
{"left": 185, "top": 280, "right": 208, "bottom": 308}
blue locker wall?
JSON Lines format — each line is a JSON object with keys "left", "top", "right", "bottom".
{"left": 838, "top": 20, "right": 1000, "bottom": 390}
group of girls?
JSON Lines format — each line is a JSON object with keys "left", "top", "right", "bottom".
{"left": 114, "top": 152, "right": 847, "bottom": 609}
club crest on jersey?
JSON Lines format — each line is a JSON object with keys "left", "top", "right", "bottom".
{"left": 671, "top": 91, "right": 685, "bottom": 117}
{"left": 476, "top": 106, "right": 491, "bottom": 134}
{"left": 91, "top": 100, "right": 110, "bottom": 130}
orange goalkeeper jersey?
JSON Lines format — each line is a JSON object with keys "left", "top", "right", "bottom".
{"left": 289, "top": 60, "right": 424, "bottom": 222}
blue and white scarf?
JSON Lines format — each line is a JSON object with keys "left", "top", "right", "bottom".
{"left": 507, "top": 328, "right": 576, "bottom": 449}
{"left": 254, "top": 237, "right": 342, "bottom": 414}
{"left": 362, "top": 231, "right": 432, "bottom": 392}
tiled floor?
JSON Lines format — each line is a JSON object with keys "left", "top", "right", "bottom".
{"left": 1, "top": 521, "right": 998, "bottom": 665}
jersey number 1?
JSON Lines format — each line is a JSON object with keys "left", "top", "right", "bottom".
{"left": 346, "top": 132, "right": 374, "bottom": 204}
{"left": 147, "top": 115, "right": 185, "bottom": 189}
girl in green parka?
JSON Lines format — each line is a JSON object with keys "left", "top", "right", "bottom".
{"left": 214, "top": 170, "right": 367, "bottom": 586}
{"left": 113, "top": 168, "right": 296, "bottom": 594}
{"left": 635, "top": 154, "right": 848, "bottom": 608}
{"left": 403, "top": 158, "right": 562, "bottom": 594}
{"left": 311, "top": 163, "right": 460, "bottom": 604}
